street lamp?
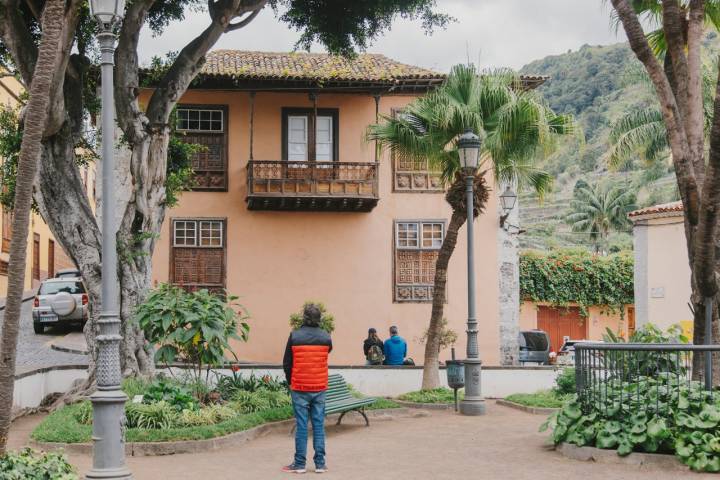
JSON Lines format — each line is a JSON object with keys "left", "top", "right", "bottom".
{"left": 457, "top": 129, "right": 486, "bottom": 416}
{"left": 87, "top": 1, "right": 131, "bottom": 479}
{"left": 499, "top": 185, "right": 517, "bottom": 229}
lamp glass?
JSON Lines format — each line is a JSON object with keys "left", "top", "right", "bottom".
{"left": 457, "top": 129, "right": 481, "bottom": 170}
{"left": 499, "top": 186, "right": 517, "bottom": 213}
{"left": 90, "top": 0, "right": 126, "bottom": 24}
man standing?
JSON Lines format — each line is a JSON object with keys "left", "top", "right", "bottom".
{"left": 282, "top": 304, "right": 332, "bottom": 474}
{"left": 383, "top": 325, "right": 408, "bottom": 366}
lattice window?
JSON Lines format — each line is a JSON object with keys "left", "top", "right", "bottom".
{"left": 0, "top": 260, "right": 7, "bottom": 276}
{"left": 391, "top": 109, "right": 443, "bottom": 192}
{"left": 394, "top": 220, "right": 445, "bottom": 302}
{"left": 176, "top": 105, "right": 228, "bottom": 191}
{"left": 171, "top": 219, "right": 226, "bottom": 292}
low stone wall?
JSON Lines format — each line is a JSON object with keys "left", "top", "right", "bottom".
{"left": 14, "top": 365, "right": 87, "bottom": 410}
{"left": 162, "top": 364, "right": 560, "bottom": 398}
{"left": 557, "top": 443, "right": 688, "bottom": 472}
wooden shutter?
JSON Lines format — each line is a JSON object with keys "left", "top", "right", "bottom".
{"left": 32, "top": 233, "right": 40, "bottom": 280}
{"left": 1, "top": 209, "right": 11, "bottom": 253}
{"left": 48, "top": 239, "right": 55, "bottom": 278}
{"left": 170, "top": 219, "right": 226, "bottom": 295}
{"left": 177, "top": 105, "right": 228, "bottom": 191}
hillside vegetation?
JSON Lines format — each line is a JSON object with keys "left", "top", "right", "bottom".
{"left": 518, "top": 40, "right": 694, "bottom": 250}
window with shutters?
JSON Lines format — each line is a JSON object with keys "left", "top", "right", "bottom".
{"left": 171, "top": 218, "right": 226, "bottom": 294}
{"left": 282, "top": 108, "right": 339, "bottom": 162}
{"left": 1, "top": 208, "right": 11, "bottom": 253}
{"left": 391, "top": 109, "right": 443, "bottom": 192}
{"left": 394, "top": 220, "right": 445, "bottom": 302}
{"left": 176, "top": 105, "right": 228, "bottom": 191}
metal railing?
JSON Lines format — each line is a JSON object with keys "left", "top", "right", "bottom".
{"left": 247, "top": 160, "right": 378, "bottom": 198}
{"left": 574, "top": 343, "right": 720, "bottom": 415}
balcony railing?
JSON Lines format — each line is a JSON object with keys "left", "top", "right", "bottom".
{"left": 246, "top": 160, "right": 379, "bottom": 212}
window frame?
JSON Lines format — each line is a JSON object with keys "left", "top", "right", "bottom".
{"left": 281, "top": 107, "right": 339, "bottom": 163}
{"left": 169, "top": 217, "right": 228, "bottom": 293}
{"left": 176, "top": 107, "right": 225, "bottom": 133}
{"left": 175, "top": 104, "right": 229, "bottom": 192}
{"left": 172, "top": 219, "right": 224, "bottom": 248}
{"left": 390, "top": 108, "right": 444, "bottom": 194}
{"left": 393, "top": 219, "right": 447, "bottom": 303}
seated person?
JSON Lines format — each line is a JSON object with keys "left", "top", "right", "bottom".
{"left": 383, "top": 326, "right": 407, "bottom": 366}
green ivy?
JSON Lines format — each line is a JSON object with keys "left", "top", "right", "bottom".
{"left": 520, "top": 249, "right": 634, "bottom": 316}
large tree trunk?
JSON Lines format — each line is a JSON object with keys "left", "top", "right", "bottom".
{"left": 421, "top": 210, "right": 466, "bottom": 390}
{"left": 0, "top": 0, "right": 64, "bottom": 453}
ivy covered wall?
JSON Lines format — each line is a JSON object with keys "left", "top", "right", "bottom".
{"left": 519, "top": 250, "right": 634, "bottom": 316}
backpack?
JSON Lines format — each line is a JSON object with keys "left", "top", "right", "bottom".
{"left": 367, "top": 344, "right": 384, "bottom": 364}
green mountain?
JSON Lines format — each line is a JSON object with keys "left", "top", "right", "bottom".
{"left": 518, "top": 42, "right": 682, "bottom": 251}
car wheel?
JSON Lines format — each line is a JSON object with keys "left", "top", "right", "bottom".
{"left": 33, "top": 322, "right": 45, "bottom": 334}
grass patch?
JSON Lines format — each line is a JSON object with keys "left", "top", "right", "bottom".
{"left": 504, "top": 390, "right": 569, "bottom": 409}
{"left": 397, "top": 388, "right": 462, "bottom": 404}
{"left": 32, "top": 403, "right": 294, "bottom": 444}
{"left": 367, "top": 397, "right": 401, "bottom": 410}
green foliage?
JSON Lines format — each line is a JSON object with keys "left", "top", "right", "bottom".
{"left": 289, "top": 301, "right": 335, "bottom": 333}
{"left": 603, "top": 323, "right": 689, "bottom": 345}
{"left": 178, "top": 404, "right": 236, "bottom": 427}
{"left": 0, "top": 448, "right": 77, "bottom": 480}
{"left": 418, "top": 318, "right": 458, "bottom": 350}
{"left": 541, "top": 376, "right": 720, "bottom": 472}
{"left": 135, "top": 284, "right": 250, "bottom": 390}
{"left": 398, "top": 388, "right": 462, "bottom": 403}
{"left": 565, "top": 180, "right": 637, "bottom": 253}
{"left": 506, "top": 390, "right": 569, "bottom": 409}
{"left": 125, "top": 401, "right": 179, "bottom": 429}
{"left": 215, "top": 371, "right": 287, "bottom": 400}
{"left": 554, "top": 368, "right": 576, "bottom": 396}
{"left": 229, "top": 389, "right": 292, "bottom": 414}
{"left": 519, "top": 249, "right": 634, "bottom": 315}
{"left": 0, "top": 105, "right": 30, "bottom": 211}
{"left": 143, "top": 377, "right": 198, "bottom": 412}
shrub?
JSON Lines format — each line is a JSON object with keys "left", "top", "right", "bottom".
{"left": 143, "top": 378, "right": 198, "bottom": 412}
{"left": 418, "top": 318, "right": 458, "bottom": 350}
{"left": 554, "top": 367, "right": 576, "bottom": 396}
{"left": 215, "top": 371, "right": 286, "bottom": 400}
{"left": 125, "top": 401, "right": 179, "bottom": 429}
{"left": 230, "top": 389, "right": 291, "bottom": 414}
{"left": 289, "top": 301, "right": 334, "bottom": 333}
{"left": 0, "top": 448, "right": 77, "bottom": 480}
{"left": 398, "top": 388, "right": 461, "bottom": 404}
{"left": 178, "top": 404, "right": 237, "bottom": 427}
{"left": 541, "top": 375, "right": 720, "bottom": 472}
{"left": 135, "top": 283, "right": 250, "bottom": 398}
{"left": 506, "top": 390, "right": 568, "bottom": 409}
{"left": 73, "top": 401, "right": 93, "bottom": 425}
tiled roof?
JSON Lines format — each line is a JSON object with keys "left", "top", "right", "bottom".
{"left": 200, "top": 50, "right": 443, "bottom": 83}
{"left": 629, "top": 201, "right": 684, "bottom": 219}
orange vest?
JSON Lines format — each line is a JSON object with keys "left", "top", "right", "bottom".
{"left": 291, "top": 345, "right": 330, "bottom": 392}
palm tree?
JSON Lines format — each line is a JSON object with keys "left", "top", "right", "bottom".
{"left": 368, "top": 65, "right": 575, "bottom": 389}
{"left": 565, "top": 180, "right": 637, "bottom": 254}
{"left": 0, "top": 0, "right": 64, "bottom": 454}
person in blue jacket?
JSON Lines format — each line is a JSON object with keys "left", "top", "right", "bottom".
{"left": 383, "top": 326, "right": 407, "bottom": 365}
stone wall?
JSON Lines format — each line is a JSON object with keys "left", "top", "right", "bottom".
{"left": 497, "top": 185, "right": 520, "bottom": 365}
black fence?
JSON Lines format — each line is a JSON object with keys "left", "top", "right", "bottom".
{"left": 574, "top": 343, "right": 720, "bottom": 415}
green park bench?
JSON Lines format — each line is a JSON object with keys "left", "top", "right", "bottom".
{"left": 325, "top": 374, "right": 377, "bottom": 426}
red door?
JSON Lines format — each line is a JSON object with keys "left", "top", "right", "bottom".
{"left": 537, "top": 306, "right": 587, "bottom": 353}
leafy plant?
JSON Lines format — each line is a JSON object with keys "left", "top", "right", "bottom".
{"left": 143, "top": 378, "right": 198, "bottom": 412}
{"left": 506, "top": 390, "right": 569, "bottom": 409}
{"left": 554, "top": 368, "right": 576, "bottom": 396}
{"left": 73, "top": 401, "right": 93, "bottom": 425}
{"left": 541, "top": 374, "right": 720, "bottom": 472}
{"left": 125, "top": 401, "right": 179, "bottom": 430}
{"left": 135, "top": 283, "right": 250, "bottom": 397}
{"left": 229, "top": 389, "right": 291, "bottom": 414}
{"left": 289, "top": 301, "right": 335, "bottom": 333}
{"left": 215, "top": 370, "right": 287, "bottom": 400}
{"left": 418, "top": 318, "right": 458, "bottom": 350}
{"left": 0, "top": 448, "right": 77, "bottom": 480}
{"left": 520, "top": 249, "right": 634, "bottom": 316}
{"left": 178, "top": 404, "right": 237, "bottom": 427}
{"left": 398, "top": 388, "right": 462, "bottom": 404}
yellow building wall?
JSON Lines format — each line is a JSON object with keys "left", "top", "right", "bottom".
{"left": 148, "top": 88, "right": 503, "bottom": 365}
{"left": 0, "top": 74, "right": 88, "bottom": 297}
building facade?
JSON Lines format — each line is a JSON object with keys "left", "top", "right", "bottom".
{"left": 147, "top": 51, "right": 536, "bottom": 365}
{"left": 0, "top": 73, "right": 79, "bottom": 297}
{"left": 630, "top": 201, "right": 693, "bottom": 336}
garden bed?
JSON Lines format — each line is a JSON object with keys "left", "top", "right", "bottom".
{"left": 396, "top": 388, "right": 462, "bottom": 408}
{"left": 557, "top": 442, "right": 689, "bottom": 473}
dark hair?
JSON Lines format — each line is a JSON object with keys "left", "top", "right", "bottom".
{"left": 389, "top": 325, "right": 399, "bottom": 335}
{"left": 303, "top": 304, "right": 322, "bottom": 327}
{"left": 367, "top": 328, "right": 379, "bottom": 341}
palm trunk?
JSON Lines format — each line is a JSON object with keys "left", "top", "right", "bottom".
{"left": 0, "top": 0, "right": 64, "bottom": 454}
{"left": 421, "top": 210, "right": 466, "bottom": 390}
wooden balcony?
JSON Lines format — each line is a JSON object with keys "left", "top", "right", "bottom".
{"left": 246, "top": 160, "right": 379, "bottom": 212}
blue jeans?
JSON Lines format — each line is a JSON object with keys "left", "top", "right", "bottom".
{"left": 290, "top": 390, "right": 326, "bottom": 468}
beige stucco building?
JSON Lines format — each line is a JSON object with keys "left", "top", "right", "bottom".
{"left": 630, "top": 201, "right": 693, "bottom": 336}
{"left": 0, "top": 73, "right": 79, "bottom": 297}
{"left": 146, "top": 51, "right": 541, "bottom": 365}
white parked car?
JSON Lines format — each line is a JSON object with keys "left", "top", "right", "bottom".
{"left": 32, "top": 277, "right": 89, "bottom": 334}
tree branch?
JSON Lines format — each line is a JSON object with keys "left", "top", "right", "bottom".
{"left": 0, "top": 0, "right": 40, "bottom": 84}
{"left": 610, "top": 0, "right": 699, "bottom": 225}
{"left": 226, "top": 7, "right": 261, "bottom": 32}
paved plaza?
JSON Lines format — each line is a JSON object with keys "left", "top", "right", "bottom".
{"left": 9, "top": 401, "right": 715, "bottom": 480}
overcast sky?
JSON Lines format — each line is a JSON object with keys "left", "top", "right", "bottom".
{"left": 139, "top": 0, "right": 626, "bottom": 72}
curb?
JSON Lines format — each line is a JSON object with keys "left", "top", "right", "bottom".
{"left": 49, "top": 334, "right": 89, "bottom": 355}
{"left": 0, "top": 291, "right": 35, "bottom": 311}
{"left": 393, "top": 399, "right": 454, "bottom": 410}
{"left": 556, "top": 443, "right": 689, "bottom": 472}
{"left": 495, "top": 399, "right": 559, "bottom": 415}
{"left": 32, "top": 408, "right": 420, "bottom": 457}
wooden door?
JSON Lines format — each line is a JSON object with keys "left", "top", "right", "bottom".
{"left": 48, "top": 239, "right": 55, "bottom": 278}
{"left": 1, "top": 209, "right": 11, "bottom": 253}
{"left": 627, "top": 307, "right": 636, "bottom": 338}
{"left": 537, "top": 306, "right": 587, "bottom": 353}
{"left": 32, "top": 233, "right": 40, "bottom": 281}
